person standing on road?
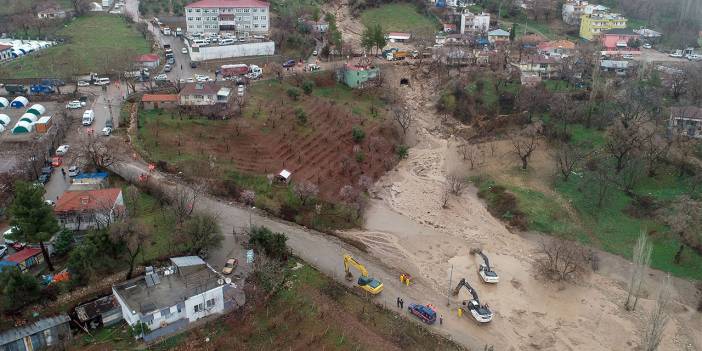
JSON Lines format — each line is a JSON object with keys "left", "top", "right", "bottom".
{"left": 396, "top": 297, "right": 400, "bottom": 308}
{"left": 400, "top": 299, "right": 404, "bottom": 309}
{"left": 440, "top": 314, "right": 443, "bottom": 325}
{"left": 61, "top": 168, "right": 66, "bottom": 178}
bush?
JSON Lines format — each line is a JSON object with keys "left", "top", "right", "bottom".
{"left": 302, "top": 80, "right": 315, "bottom": 95}
{"left": 295, "top": 107, "right": 307, "bottom": 125}
{"left": 287, "top": 88, "right": 301, "bottom": 100}
{"left": 396, "top": 144, "right": 409, "bottom": 159}
{"left": 355, "top": 151, "right": 365, "bottom": 163}
{"left": 0, "top": 268, "right": 42, "bottom": 313}
{"left": 352, "top": 126, "right": 366, "bottom": 143}
{"left": 477, "top": 184, "right": 527, "bottom": 230}
{"left": 249, "top": 226, "right": 288, "bottom": 261}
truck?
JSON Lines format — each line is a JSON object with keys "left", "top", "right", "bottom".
{"left": 175, "top": 27, "right": 183, "bottom": 36}
{"left": 82, "top": 110, "right": 94, "bottom": 126}
{"left": 4, "top": 84, "right": 28, "bottom": 95}
{"left": 245, "top": 65, "right": 263, "bottom": 79}
{"left": 386, "top": 50, "right": 410, "bottom": 61}
{"left": 162, "top": 27, "right": 171, "bottom": 36}
{"left": 30, "top": 84, "right": 56, "bottom": 94}
{"left": 124, "top": 69, "right": 150, "bottom": 81}
{"left": 221, "top": 64, "right": 250, "bottom": 78}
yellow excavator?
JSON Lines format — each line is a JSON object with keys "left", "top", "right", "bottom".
{"left": 343, "top": 254, "right": 384, "bottom": 295}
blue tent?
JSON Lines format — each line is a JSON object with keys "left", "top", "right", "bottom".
{"left": 73, "top": 172, "right": 109, "bottom": 180}
{"left": 0, "top": 260, "right": 19, "bottom": 272}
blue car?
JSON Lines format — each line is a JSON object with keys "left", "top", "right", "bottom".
{"left": 282, "top": 59, "right": 296, "bottom": 68}
{"left": 408, "top": 303, "right": 437, "bottom": 324}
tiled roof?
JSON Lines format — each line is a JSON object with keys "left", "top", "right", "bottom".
{"left": 0, "top": 44, "right": 12, "bottom": 51}
{"left": 135, "top": 54, "right": 160, "bottom": 62}
{"left": 5, "top": 247, "right": 42, "bottom": 263}
{"left": 180, "top": 82, "right": 221, "bottom": 96}
{"left": 185, "top": 0, "right": 269, "bottom": 8}
{"left": 538, "top": 40, "right": 576, "bottom": 50}
{"left": 670, "top": 106, "right": 702, "bottom": 120}
{"left": 142, "top": 94, "right": 179, "bottom": 102}
{"left": 54, "top": 188, "right": 122, "bottom": 213}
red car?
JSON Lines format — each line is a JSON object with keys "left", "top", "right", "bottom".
{"left": 51, "top": 156, "right": 63, "bottom": 167}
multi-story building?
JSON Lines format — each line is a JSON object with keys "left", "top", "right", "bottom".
{"left": 579, "top": 12, "right": 627, "bottom": 40}
{"left": 460, "top": 10, "right": 490, "bottom": 34}
{"left": 600, "top": 28, "right": 640, "bottom": 56}
{"left": 185, "top": 0, "right": 269, "bottom": 34}
{"left": 562, "top": 1, "right": 608, "bottom": 25}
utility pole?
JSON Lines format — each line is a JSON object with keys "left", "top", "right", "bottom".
{"left": 447, "top": 264, "right": 453, "bottom": 306}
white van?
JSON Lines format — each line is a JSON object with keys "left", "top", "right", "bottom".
{"left": 82, "top": 110, "right": 95, "bottom": 126}
{"left": 192, "top": 39, "right": 206, "bottom": 46}
{"left": 219, "top": 38, "right": 235, "bottom": 45}
{"left": 94, "top": 77, "right": 110, "bottom": 86}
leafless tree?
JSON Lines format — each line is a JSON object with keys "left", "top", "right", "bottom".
{"left": 664, "top": 195, "right": 702, "bottom": 263}
{"left": 241, "top": 190, "right": 255, "bottom": 206}
{"left": 605, "top": 121, "right": 643, "bottom": 174}
{"left": 458, "top": 143, "right": 483, "bottom": 169}
{"left": 626, "top": 231, "right": 652, "bottom": 311}
{"left": 73, "top": 135, "right": 116, "bottom": 171}
{"left": 441, "top": 175, "right": 465, "bottom": 209}
{"left": 72, "top": 0, "right": 91, "bottom": 15}
{"left": 293, "top": 181, "right": 319, "bottom": 206}
{"left": 669, "top": 71, "right": 688, "bottom": 101}
{"left": 512, "top": 126, "right": 539, "bottom": 170}
{"left": 640, "top": 131, "right": 669, "bottom": 177}
{"left": 641, "top": 274, "right": 672, "bottom": 351}
{"left": 535, "top": 238, "right": 591, "bottom": 281}
{"left": 169, "top": 183, "right": 201, "bottom": 225}
{"left": 393, "top": 107, "right": 414, "bottom": 137}
{"left": 109, "top": 219, "right": 148, "bottom": 279}
{"left": 553, "top": 142, "right": 590, "bottom": 182}
{"left": 357, "top": 175, "right": 373, "bottom": 193}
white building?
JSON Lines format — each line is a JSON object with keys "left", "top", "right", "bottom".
{"left": 185, "top": 0, "right": 270, "bottom": 34}
{"left": 460, "top": 10, "right": 490, "bottom": 34}
{"left": 562, "top": 1, "right": 608, "bottom": 25}
{"left": 112, "top": 257, "right": 228, "bottom": 342}
{"left": 54, "top": 188, "right": 125, "bottom": 231}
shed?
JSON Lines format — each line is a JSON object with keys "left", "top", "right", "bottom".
{"left": 0, "top": 260, "right": 18, "bottom": 272}
{"left": 10, "top": 96, "right": 28, "bottom": 108}
{"left": 26, "top": 104, "right": 45, "bottom": 116}
{"left": 0, "top": 97, "right": 8, "bottom": 108}
{"left": 276, "top": 169, "right": 292, "bottom": 183}
{"left": 0, "top": 314, "right": 71, "bottom": 350}
{"left": 0, "top": 114, "right": 10, "bottom": 125}
{"left": 4, "top": 247, "right": 43, "bottom": 271}
{"left": 35, "top": 115, "right": 52, "bottom": 133}
{"left": 12, "top": 120, "right": 34, "bottom": 134}
{"left": 19, "top": 113, "right": 38, "bottom": 123}
{"left": 74, "top": 295, "right": 123, "bottom": 329}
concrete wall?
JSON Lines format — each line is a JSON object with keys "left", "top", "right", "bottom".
{"left": 189, "top": 41, "right": 274, "bottom": 62}
{"left": 184, "top": 286, "right": 224, "bottom": 322}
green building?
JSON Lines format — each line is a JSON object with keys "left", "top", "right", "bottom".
{"left": 338, "top": 63, "right": 380, "bottom": 88}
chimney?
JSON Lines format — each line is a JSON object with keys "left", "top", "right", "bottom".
{"left": 80, "top": 196, "right": 90, "bottom": 205}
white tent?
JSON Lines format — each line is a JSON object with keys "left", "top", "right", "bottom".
{"left": 12, "top": 120, "right": 33, "bottom": 134}
{"left": 19, "top": 113, "right": 37, "bottom": 123}
{"left": 26, "top": 104, "right": 45, "bottom": 116}
{"left": 0, "top": 124, "right": 5, "bottom": 133}
{"left": 0, "top": 114, "right": 10, "bottom": 126}
{"left": 10, "top": 96, "right": 29, "bottom": 108}
{"left": 0, "top": 97, "right": 8, "bottom": 108}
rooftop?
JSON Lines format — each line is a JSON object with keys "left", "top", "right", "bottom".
{"left": 538, "top": 40, "right": 576, "bottom": 50}
{"left": 388, "top": 32, "right": 411, "bottom": 39}
{"left": 670, "top": 106, "right": 702, "bottom": 120}
{"left": 4, "top": 247, "right": 42, "bottom": 263}
{"left": 488, "top": 29, "right": 510, "bottom": 36}
{"left": 604, "top": 28, "right": 637, "bottom": 36}
{"left": 135, "top": 54, "right": 160, "bottom": 62}
{"left": 75, "top": 295, "right": 119, "bottom": 322}
{"left": 520, "top": 54, "right": 559, "bottom": 64}
{"left": 0, "top": 314, "right": 69, "bottom": 345}
{"left": 54, "top": 188, "right": 122, "bottom": 213}
{"left": 142, "top": 94, "right": 179, "bottom": 102}
{"left": 180, "top": 82, "right": 221, "bottom": 96}
{"left": 0, "top": 44, "right": 11, "bottom": 51}
{"left": 185, "top": 0, "right": 269, "bottom": 8}
{"left": 113, "top": 257, "right": 223, "bottom": 314}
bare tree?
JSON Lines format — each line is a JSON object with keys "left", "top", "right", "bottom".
{"left": 458, "top": 143, "right": 483, "bottom": 169}
{"left": 664, "top": 195, "right": 702, "bottom": 263}
{"left": 169, "top": 183, "right": 201, "bottom": 225}
{"left": 73, "top": 135, "right": 116, "bottom": 171}
{"left": 641, "top": 274, "right": 672, "bottom": 351}
{"left": 357, "top": 175, "right": 373, "bottom": 192}
{"left": 604, "top": 121, "right": 643, "bottom": 174}
{"left": 535, "top": 238, "right": 591, "bottom": 281}
{"left": 512, "top": 126, "right": 539, "bottom": 170}
{"left": 241, "top": 190, "right": 256, "bottom": 206}
{"left": 669, "top": 71, "right": 688, "bottom": 101}
{"left": 393, "top": 107, "right": 414, "bottom": 137}
{"left": 109, "top": 219, "right": 148, "bottom": 279}
{"left": 640, "top": 131, "right": 669, "bottom": 177}
{"left": 293, "top": 181, "right": 319, "bottom": 206}
{"left": 626, "top": 231, "right": 652, "bottom": 311}
{"left": 553, "top": 142, "right": 589, "bottom": 182}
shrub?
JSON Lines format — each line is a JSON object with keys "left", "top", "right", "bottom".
{"left": 302, "top": 80, "right": 315, "bottom": 95}
{"left": 295, "top": 107, "right": 307, "bottom": 124}
{"left": 352, "top": 126, "right": 366, "bottom": 143}
{"left": 396, "top": 144, "right": 409, "bottom": 159}
{"left": 249, "top": 226, "right": 288, "bottom": 261}
{"left": 287, "top": 88, "right": 301, "bottom": 100}
{"left": 355, "top": 151, "right": 365, "bottom": 163}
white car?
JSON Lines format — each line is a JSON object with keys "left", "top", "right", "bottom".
{"left": 0, "top": 244, "right": 6, "bottom": 257}
{"left": 237, "top": 85, "right": 245, "bottom": 96}
{"left": 187, "top": 78, "right": 195, "bottom": 83}
{"left": 65, "top": 100, "right": 85, "bottom": 109}
{"left": 44, "top": 199, "right": 55, "bottom": 207}
{"left": 642, "top": 43, "right": 652, "bottom": 49}
{"left": 55, "top": 144, "right": 70, "bottom": 156}
{"left": 3, "top": 227, "right": 18, "bottom": 245}
{"left": 102, "top": 127, "right": 112, "bottom": 136}
{"left": 181, "top": 47, "right": 188, "bottom": 54}
{"left": 155, "top": 74, "right": 168, "bottom": 81}
{"left": 68, "top": 165, "right": 80, "bottom": 177}
{"left": 77, "top": 80, "right": 90, "bottom": 87}
{"left": 622, "top": 54, "right": 634, "bottom": 60}
{"left": 195, "top": 75, "right": 210, "bottom": 82}
{"left": 313, "top": 50, "right": 318, "bottom": 56}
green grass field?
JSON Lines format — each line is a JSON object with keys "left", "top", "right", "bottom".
{"left": 2, "top": 15, "right": 150, "bottom": 78}
{"left": 360, "top": 3, "right": 439, "bottom": 35}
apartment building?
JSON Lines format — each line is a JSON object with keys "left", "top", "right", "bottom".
{"left": 460, "top": 10, "right": 490, "bottom": 34}
{"left": 185, "top": 0, "right": 269, "bottom": 34}
{"left": 562, "top": 1, "right": 608, "bottom": 25}
{"left": 579, "top": 12, "right": 627, "bottom": 40}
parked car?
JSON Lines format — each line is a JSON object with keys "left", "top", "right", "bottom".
{"left": 312, "top": 50, "right": 318, "bottom": 56}
{"left": 282, "top": 59, "right": 296, "bottom": 68}
{"left": 407, "top": 303, "right": 437, "bottom": 324}
{"left": 222, "top": 258, "right": 238, "bottom": 274}
{"left": 101, "top": 127, "right": 112, "bottom": 136}
{"left": 68, "top": 165, "right": 80, "bottom": 177}
{"left": 190, "top": 62, "right": 197, "bottom": 68}
{"left": 195, "top": 74, "right": 210, "bottom": 82}
{"left": 642, "top": 43, "right": 652, "bottom": 49}
{"left": 65, "top": 100, "right": 85, "bottom": 109}
{"left": 0, "top": 244, "right": 7, "bottom": 258}
{"left": 38, "top": 173, "right": 49, "bottom": 184}
{"left": 3, "top": 227, "right": 18, "bottom": 245}
{"left": 164, "top": 64, "right": 172, "bottom": 72}
{"left": 45, "top": 200, "right": 55, "bottom": 207}
{"left": 51, "top": 156, "right": 63, "bottom": 167}
{"left": 167, "top": 57, "right": 176, "bottom": 65}
{"left": 56, "top": 144, "right": 70, "bottom": 155}
{"left": 181, "top": 47, "right": 188, "bottom": 54}
{"left": 155, "top": 74, "right": 168, "bottom": 81}
{"left": 306, "top": 63, "right": 321, "bottom": 72}
{"left": 77, "top": 80, "right": 90, "bottom": 87}
{"left": 94, "top": 77, "right": 110, "bottom": 85}
{"left": 622, "top": 54, "right": 634, "bottom": 60}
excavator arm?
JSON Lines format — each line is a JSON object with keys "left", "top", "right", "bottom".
{"left": 452, "top": 278, "right": 480, "bottom": 303}
{"left": 478, "top": 251, "right": 492, "bottom": 271}
{"left": 343, "top": 254, "right": 369, "bottom": 277}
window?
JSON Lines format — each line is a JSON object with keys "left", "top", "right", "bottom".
{"left": 206, "top": 298, "right": 216, "bottom": 308}
{"left": 187, "top": 8, "right": 193, "bottom": 12}
{"left": 244, "top": 8, "right": 250, "bottom": 12}
{"left": 195, "top": 95, "right": 204, "bottom": 99}
{"left": 261, "top": 16, "right": 266, "bottom": 20}
{"left": 254, "top": 24, "right": 259, "bottom": 28}
{"left": 236, "top": 8, "right": 242, "bottom": 12}
{"left": 253, "top": 16, "right": 258, "bottom": 20}
{"left": 196, "top": 8, "right": 201, "bottom": 12}
{"left": 193, "top": 302, "right": 204, "bottom": 313}
{"left": 196, "top": 17, "right": 201, "bottom": 21}
{"left": 187, "top": 17, "right": 193, "bottom": 21}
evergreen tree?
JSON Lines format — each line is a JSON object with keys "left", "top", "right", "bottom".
{"left": 510, "top": 23, "right": 516, "bottom": 42}
{"left": 9, "top": 182, "right": 60, "bottom": 271}
{"left": 0, "top": 268, "right": 41, "bottom": 313}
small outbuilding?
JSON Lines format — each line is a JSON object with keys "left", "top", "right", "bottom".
{"left": 276, "top": 169, "right": 292, "bottom": 183}
{"left": 12, "top": 120, "right": 34, "bottom": 134}
{"left": 10, "top": 96, "right": 28, "bottom": 108}
{"left": 19, "top": 113, "right": 38, "bottom": 124}
{"left": 387, "top": 32, "right": 412, "bottom": 43}
{"left": 26, "top": 104, "right": 45, "bottom": 116}
{"left": 0, "top": 314, "right": 72, "bottom": 350}
{"left": 0, "top": 114, "right": 10, "bottom": 125}
{"left": 4, "top": 247, "right": 43, "bottom": 272}
{"left": 74, "top": 295, "right": 123, "bottom": 329}
{"left": 0, "top": 97, "right": 8, "bottom": 108}
{"left": 35, "top": 116, "right": 52, "bottom": 133}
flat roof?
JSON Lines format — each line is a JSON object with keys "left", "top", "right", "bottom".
{"left": 113, "top": 262, "right": 222, "bottom": 314}
{"left": 186, "top": 0, "right": 269, "bottom": 8}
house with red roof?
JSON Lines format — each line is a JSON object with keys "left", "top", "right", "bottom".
{"left": 537, "top": 40, "right": 576, "bottom": 58}
{"left": 3, "top": 247, "right": 43, "bottom": 272}
{"left": 185, "top": 0, "right": 270, "bottom": 34}
{"left": 135, "top": 54, "right": 161, "bottom": 69}
{"left": 54, "top": 188, "right": 125, "bottom": 231}
{"left": 142, "top": 94, "right": 179, "bottom": 109}
{"left": 0, "top": 44, "right": 13, "bottom": 62}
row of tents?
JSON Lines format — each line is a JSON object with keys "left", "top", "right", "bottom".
{"left": 0, "top": 100, "right": 50, "bottom": 134}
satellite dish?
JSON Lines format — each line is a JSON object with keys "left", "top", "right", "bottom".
{"left": 225, "top": 278, "right": 232, "bottom": 284}
{"left": 217, "top": 279, "right": 224, "bottom": 285}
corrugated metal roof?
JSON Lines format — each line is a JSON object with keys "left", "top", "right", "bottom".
{"left": 170, "top": 256, "right": 205, "bottom": 267}
{"left": 73, "top": 172, "right": 108, "bottom": 180}
{"left": 0, "top": 314, "right": 70, "bottom": 345}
